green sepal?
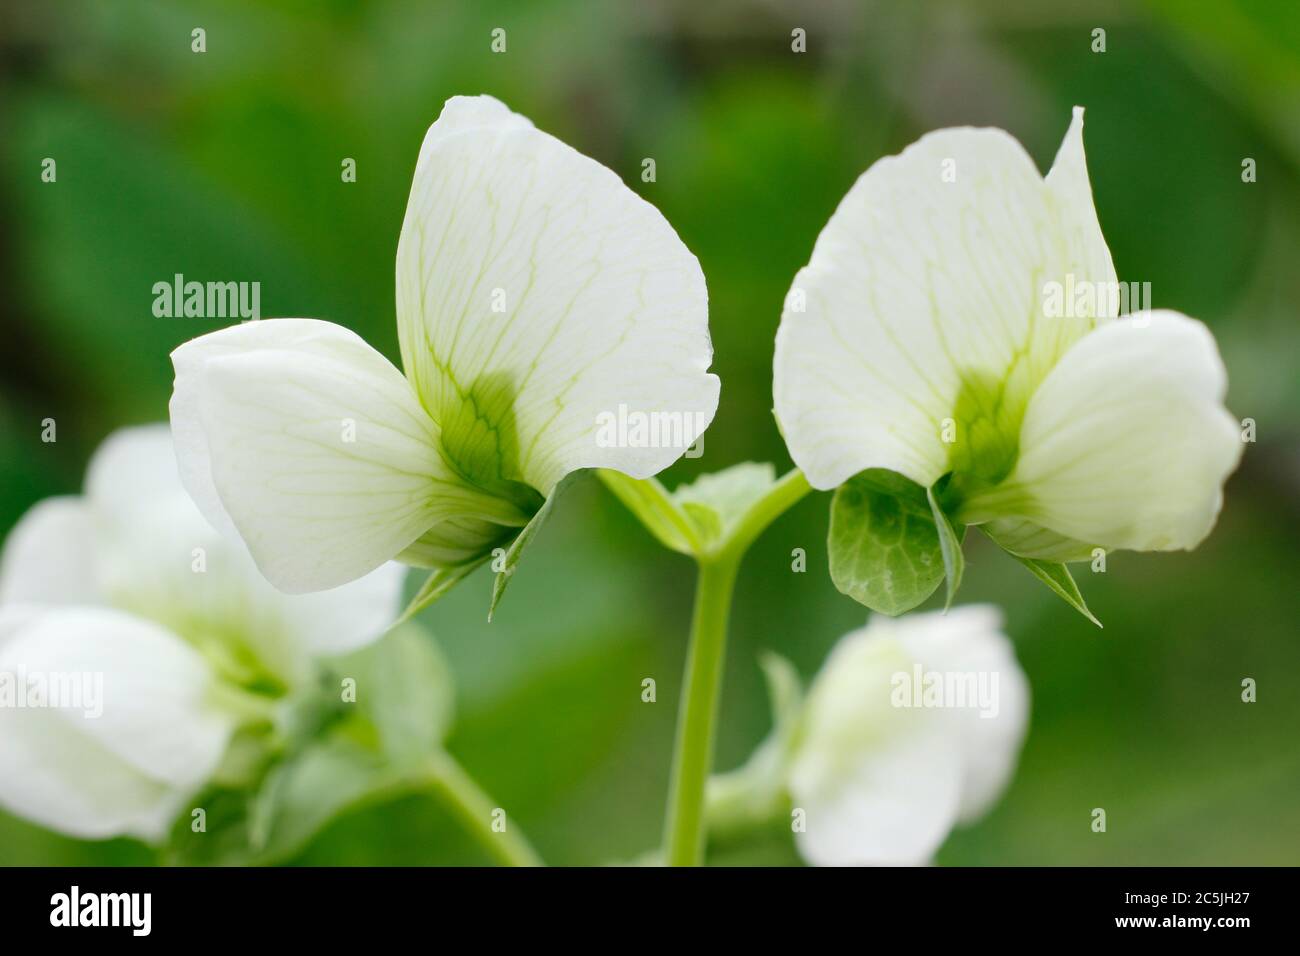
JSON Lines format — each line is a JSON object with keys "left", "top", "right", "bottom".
{"left": 597, "top": 462, "right": 781, "bottom": 557}
{"left": 488, "top": 472, "right": 580, "bottom": 621}
{"left": 926, "top": 484, "right": 966, "bottom": 610}
{"left": 1012, "top": 551, "right": 1102, "bottom": 628}
{"left": 596, "top": 469, "right": 701, "bottom": 555}
{"left": 162, "top": 623, "right": 456, "bottom": 866}
{"left": 396, "top": 557, "right": 490, "bottom": 628}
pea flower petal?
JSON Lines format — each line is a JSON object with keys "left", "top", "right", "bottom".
{"left": 2, "top": 425, "right": 403, "bottom": 685}
{"left": 173, "top": 95, "right": 718, "bottom": 596}
{"left": 396, "top": 95, "right": 718, "bottom": 494}
{"left": 171, "top": 319, "right": 513, "bottom": 593}
{"left": 0, "top": 497, "right": 98, "bottom": 606}
{"left": 0, "top": 606, "right": 236, "bottom": 842}
{"left": 775, "top": 111, "right": 1109, "bottom": 492}
{"left": 789, "top": 606, "right": 1029, "bottom": 866}
{"left": 774, "top": 107, "right": 1240, "bottom": 557}
{"left": 0, "top": 426, "right": 407, "bottom": 842}
{"left": 987, "top": 311, "right": 1242, "bottom": 552}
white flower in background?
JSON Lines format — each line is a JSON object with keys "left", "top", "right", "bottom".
{"left": 774, "top": 108, "right": 1241, "bottom": 560}
{"left": 709, "top": 606, "right": 1028, "bottom": 866}
{"left": 0, "top": 426, "right": 401, "bottom": 841}
{"left": 170, "top": 94, "right": 719, "bottom": 595}
{"left": 788, "top": 607, "right": 1028, "bottom": 866}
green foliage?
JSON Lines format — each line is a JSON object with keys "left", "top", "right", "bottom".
{"left": 164, "top": 624, "right": 453, "bottom": 865}
{"left": 828, "top": 470, "right": 947, "bottom": 615}
{"left": 596, "top": 470, "right": 702, "bottom": 555}
{"left": 927, "top": 485, "right": 966, "bottom": 610}
{"left": 488, "top": 472, "right": 579, "bottom": 621}
{"left": 1006, "top": 552, "right": 1102, "bottom": 629}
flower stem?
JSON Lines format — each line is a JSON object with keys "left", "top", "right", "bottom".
{"left": 424, "top": 750, "right": 544, "bottom": 867}
{"left": 662, "top": 468, "right": 813, "bottom": 866}
{"left": 663, "top": 554, "right": 740, "bottom": 866}
{"left": 714, "top": 468, "right": 812, "bottom": 563}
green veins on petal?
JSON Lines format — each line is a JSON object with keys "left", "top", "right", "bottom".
{"left": 945, "top": 368, "right": 1029, "bottom": 488}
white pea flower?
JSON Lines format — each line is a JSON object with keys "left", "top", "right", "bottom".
{"left": 0, "top": 426, "right": 402, "bottom": 841}
{"left": 709, "top": 606, "right": 1028, "bottom": 866}
{"left": 170, "top": 95, "right": 719, "bottom": 597}
{"left": 774, "top": 108, "right": 1241, "bottom": 563}
{"left": 789, "top": 607, "right": 1028, "bottom": 866}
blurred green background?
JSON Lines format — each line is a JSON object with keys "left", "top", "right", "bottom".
{"left": 1, "top": 0, "right": 1297, "bottom": 865}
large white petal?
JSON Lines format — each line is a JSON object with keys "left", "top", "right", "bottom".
{"left": 85, "top": 424, "right": 185, "bottom": 524}
{"left": 1045, "top": 107, "right": 1118, "bottom": 300}
{"left": 171, "top": 319, "right": 415, "bottom": 540}
{"left": 66, "top": 424, "right": 403, "bottom": 669}
{"left": 275, "top": 561, "right": 406, "bottom": 658}
{"left": 789, "top": 607, "right": 1029, "bottom": 864}
{"left": 395, "top": 95, "right": 719, "bottom": 495}
{"left": 774, "top": 112, "right": 1112, "bottom": 490}
{"left": 999, "top": 311, "right": 1243, "bottom": 552}
{"left": 100, "top": 491, "right": 403, "bottom": 684}
{"left": 171, "top": 319, "right": 501, "bottom": 593}
{"left": 0, "top": 497, "right": 100, "bottom": 606}
{"left": 0, "top": 607, "right": 234, "bottom": 841}
{"left": 793, "top": 729, "right": 963, "bottom": 866}
{"left": 789, "top": 624, "right": 963, "bottom": 865}
{"left": 0, "top": 700, "right": 185, "bottom": 841}
{"left": 893, "top": 606, "right": 1030, "bottom": 823}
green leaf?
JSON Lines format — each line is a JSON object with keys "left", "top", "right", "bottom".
{"left": 488, "top": 472, "right": 579, "bottom": 621}
{"left": 827, "top": 470, "right": 946, "bottom": 615}
{"left": 165, "top": 624, "right": 459, "bottom": 866}
{"left": 159, "top": 726, "right": 400, "bottom": 867}
{"left": 396, "top": 557, "right": 490, "bottom": 628}
{"left": 255, "top": 622, "right": 458, "bottom": 859}
{"left": 161, "top": 786, "right": 260, "bottom": 866}
{"left": 248, "top": 737, "right": 406, "bottom": 865}
{"left": 596, "top": 469, "right": 701, "bottom": 555}
{"left": 1011, "top": 554, "right": 1103, "bottom": 628}
{"left": 927, "top": 485, "right": 966, "bottom": 610}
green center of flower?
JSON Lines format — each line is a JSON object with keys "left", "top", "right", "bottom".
{"left": 433, "top": 369, "right": 545, "bottom": 519}
{"left": 946, "top": 370, "right": 1023, "bottom": 485}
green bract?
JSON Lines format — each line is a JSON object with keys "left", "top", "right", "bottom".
{"left": 827, "top": 471, "right": 946, "bottom": 616}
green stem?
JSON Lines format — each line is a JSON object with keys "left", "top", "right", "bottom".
{"left": 662, "top": 468, "right": 813, "bottom": 866}
{"left": 663, "top": 554, "right": 740, "bottom": 866}
{"left": 713, "top": 468, "right": 812, "bottom": 563}
{"left": 424, "top": 750, "right": 544, "bottom": 867}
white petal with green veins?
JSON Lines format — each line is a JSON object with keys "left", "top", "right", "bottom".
{"left": 173, "top": 319, "right": 518, "bottom": 594}
{"left": 395, "top": 95, "right": 719, "bottom": 496}
{"left": 774, "top": 111, "right": 1114, "bottom": 493}
{"left": 1000, "top": 311, "right": 1242, "bottom": 552}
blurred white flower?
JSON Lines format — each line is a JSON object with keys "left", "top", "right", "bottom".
{"left": 0, "top": 425, "right": 402, "bottom": 841}
{"left": 773, "top": 108, "right": 1241, "bottom": 560}
{"left": 170, "top": 94, "right": 719, "bottom": 594}
{"left": 789, "top": 606, "right": 1029, "bottom": 865}
{"left": 709, "top": 606, "right": 1028, "bottom": 865}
